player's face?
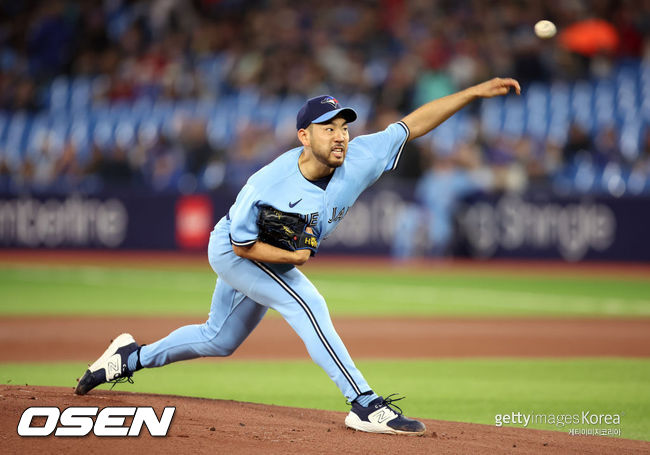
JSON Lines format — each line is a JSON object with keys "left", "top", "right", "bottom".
{"left": 307, "top": 117, "right": 349, "bottom": 168}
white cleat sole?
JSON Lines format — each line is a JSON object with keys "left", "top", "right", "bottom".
{"left": 344, "top": 412, "right": 426, "bottom": 436}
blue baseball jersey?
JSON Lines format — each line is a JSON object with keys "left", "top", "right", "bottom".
{"left": 225, "top": 121, "right": 410, "bottom": 249}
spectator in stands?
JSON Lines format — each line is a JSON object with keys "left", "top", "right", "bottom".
{"left": 53, "top": 140, "right": 83, "bottom": 187}
{"left": 563, "top": 123, "right": 594, "bottom": 165}
{"left": 0, "top": 155, "right": 11, "bottom": 192}
{"left": 392, "top": 140, "right": 493, "bottom": 258}
{"left": 594, "top": 124, "right": 622, "bottom": 165}
{"left": 628, "top": 129, "right": 650, "bottom": 194}
{"left": 224, "top": 124, "right": 277, "bottom": 189}
{"left": 141, "top": 135, "right": 185, "bottom": 192}
{"left": 85, "top": 142, "right": 134, "bottom": 188}
{"left": 31, "top": 131, "right": 62, "bottom": 189}
{"left": 512, "top": 136, "right": 549, "bottom": 190}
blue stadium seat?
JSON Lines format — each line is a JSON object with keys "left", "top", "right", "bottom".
{"left": 68, "top": 117, "right": 91, "bottom": 162}
{"left": 600, "top": 162, "right": 627, "bottom": 197}
{"left": 255, "top": 96, "right": 281, "bottom": 127}
{"left": 573, "top": 158, "right": 599, "bottom": 193}
{"left": 594, "top": 80, "right": 616, "bottom": 129}
{"left": 502, "top": 97, "right": 525, "bottom": 137}
{"left": 137, "top": 119, "right": 160, "bottom": 147}
{"left": 207, "top": 113, "right": 228, "bottom": 149}
{"left": 525, "top": 83, "right": 549, "bottom": 139}
{"left": 70, "top": 77, "right": 93, "bottom": 113}
{"left": 431, "top": 113, "right": 460, "bottom": 154}
{"left": 114, "top": 120, "right": 137, "bottom": 148}
{"left": 0, "top": 112, "right": 9, "bottom": 149}
{"left": 131, "top": 97, "right": 154, "bottom": 119}
{"left": 619, "top": 119, "right": 642, "bottom": 162}
{"left": 48, "top": 75, "right": 71, "bottom": 112}
{"left": 571, "top": 81, "right": 593, "bottom": 132}
{"left": 4, "top": 113, "right": 29, "bottom": 169}
{"left": 92, "top": 117, "right": 116, "bottom": 149}
{"left": 479, "top": 97, "right": 504, "bottom": 137}
{"left": 627, "top": 167, "right": 650, "bottom": 195}
{"left": 25, "top": 114, "right": 49, "bottom": 160}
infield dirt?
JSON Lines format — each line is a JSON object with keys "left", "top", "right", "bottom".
{"left": 1, "top": 316, "right": 650, "bottom": 362}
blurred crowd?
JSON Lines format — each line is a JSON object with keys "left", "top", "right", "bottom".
{"left": 0, "top": 0, "right": 650, "bottom": 198}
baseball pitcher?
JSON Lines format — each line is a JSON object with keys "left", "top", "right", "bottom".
{"left": 75, "top": 77, "right": 520, "bottom": 435}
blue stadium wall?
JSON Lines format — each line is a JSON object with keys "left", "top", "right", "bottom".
{"left": 0, "top": 185, "right": 649, "bottom": 262}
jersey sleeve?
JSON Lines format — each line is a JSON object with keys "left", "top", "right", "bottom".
{"left": 353, "top": 121, "right": 410, "bottom": 174}
{"left": 228, "top": 183, "right": 260, "bottom": 246}
{"left": 354, "top": 122, "right": 410, "bottom": 184}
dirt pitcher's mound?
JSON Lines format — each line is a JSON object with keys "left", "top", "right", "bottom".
{"left": 1, "top": 385, "right": 648, "bottom": 455}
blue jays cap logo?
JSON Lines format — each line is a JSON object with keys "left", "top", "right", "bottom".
{"left": 320, "top": 96, "right": 340, "bottom": 108}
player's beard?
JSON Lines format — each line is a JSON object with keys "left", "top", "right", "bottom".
{"left": 313, "top": 143, "right": 347, "bottom": 169}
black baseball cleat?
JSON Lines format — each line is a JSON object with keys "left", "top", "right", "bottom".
{"left": 345, "top": 394, "right": 426, "bottom": 435}
{"left": 74, "top": 333, "right": 139, "bottom": 395}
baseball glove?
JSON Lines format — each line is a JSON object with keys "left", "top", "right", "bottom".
{"left": 257, "top": 205, "right": 318, "bottom": 255}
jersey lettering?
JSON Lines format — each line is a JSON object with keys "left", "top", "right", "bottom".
{"left": 328, "top": 207, "right": 348, "bottom": 224}
{"left": 304, "top": 212, "right": 319, "bottom": 226}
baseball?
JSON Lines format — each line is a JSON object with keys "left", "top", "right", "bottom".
{"left": 534, "top": 20, "right": 556, "bottom": 39}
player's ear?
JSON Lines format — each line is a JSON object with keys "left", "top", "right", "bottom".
{"left": 297, "top": 128, "right": 310, "bottom": 147}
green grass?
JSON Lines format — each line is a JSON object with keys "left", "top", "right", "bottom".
{"left": 1, "top": 358, "right": 648, "bottom": 441}
{"left": 1, "top": 263, "right": 650, "bottom": 317}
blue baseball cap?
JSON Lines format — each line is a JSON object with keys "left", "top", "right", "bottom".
{"left": 296, "top": 95, "right": 357, "bottom": 130}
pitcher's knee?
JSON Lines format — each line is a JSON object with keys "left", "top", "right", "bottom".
{"left": 305, "top": 294, "right": 330, "bottom": 318}
{"left": 198, "top": 342, "right": 233, "bottom": 357}
{"left": 216, "top": 342, "right": 238, "bottom": 356}
{"left": 199, "top": 323, "right": 240, "bottom": 357}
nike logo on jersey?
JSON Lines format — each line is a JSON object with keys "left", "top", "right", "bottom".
{"left": 289, "top": 199, "right": 302, "bottom": 208}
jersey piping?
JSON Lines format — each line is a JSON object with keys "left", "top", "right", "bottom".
{"left": 253, "top": 260, "right": 363, "bottom": 396}
{"left": 390, "top": 121, "right": 410, "bottom": 171}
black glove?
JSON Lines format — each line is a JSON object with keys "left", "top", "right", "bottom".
{"left": 257, "top": 205, "right": 318, "bottom": 255}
